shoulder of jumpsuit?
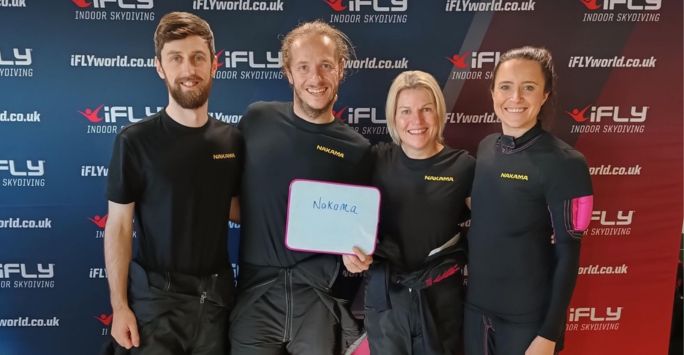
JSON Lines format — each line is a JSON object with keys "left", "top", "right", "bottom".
{"left": 237, "top": 100, "right": 290, "bottom": 132}
{"left": 328, "top": 116, "right": 371, "bottom": 148}
{"left": 117, "top": 108, "right": 165, "bottom": 141}
{"left": 540, "top": 134, "right": 593, "bottom": 201}
{"left": 475, "top": 132, "right": 501, "bottom": 156}
{"left": 438, "top": 146, "right": 477, "bottom": 197}
{"left": 211, "top": 119, "right": 245, "bottom": 154}
{"left": 441, "top": 145, "right": 476, "bottom": 168}
{"left": 451, "top": 147, "right": 476, "bottom": 186}
{"left": 207, "top": 111, "right": 243, "bottom": 134}
{"left": 370, "top": 141, "right": 396, "bottom": 163}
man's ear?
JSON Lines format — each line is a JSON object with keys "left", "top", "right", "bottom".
{"left": 339, "top": 59, "right": 345, "bottom": 81}
{"left": 284, "top": 67, "right": 294, "bottom": 86}
{"left": 211, "top": 53, "right": 218, "bottom": 77}
{"left": 155, "top": 57, "right": 165, "bottom": 80}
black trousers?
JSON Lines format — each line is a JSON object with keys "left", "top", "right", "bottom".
{"left": 105, "top": 261, "right": 233, "bottom": 355}
{"left": 365, "top": 270, "right": 464, "bottom": 355}
{"left": 463, "top": 306, "right": 559, "bottom": 355}
{"left": 229, "top": 274, "right": 339, "bottom": 355}
{"left": 130, "top": 300, "right": 228, "bottom": 355}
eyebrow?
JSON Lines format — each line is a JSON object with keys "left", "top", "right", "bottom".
{"left": 397, "top": 102, "right": 434, "bottom": 109}
{"left": 497, "top": 80, "right": 540, "bottom": 85}
{"left": 166, "top": 50, "right": 207, "bottom": 56}
{"left": 294, "top": 59, "right": 335, "bottom": 66}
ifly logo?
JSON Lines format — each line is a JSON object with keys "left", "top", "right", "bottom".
{"left": 0, "top": 264, "right": 54, "bottom": 279}
{"left": 71, "top": 0, "right": 154, "bottom": 9}
{"left": 580, "top": 0, "right": 601, "bottom": 10}
{"left": 215, "top": 49, "right": 225, "bottom": 68}
{"left": 217, "top": 50, "right": 281, "bottom": 69}
{"left": 333, "top": 106, "right": 386, "bottom": 124}
{"left": 566, "top": 105, "right": 591, "bottom": 122}
{"left": 78, "top": 105, "right": 162, "bottom": 124}
{"left": 72, "top": 0, "right": 91, "bottom": 6}
{"left": 81, "top": 165, "right": 108, "bottom": 177}
{"left": 447, "top": 51, "right": 500, "bottom": 69}
{"left": 89, "top": 268, "right": 107, "bottom": 279}
{"left": 0, "top": 160, "right": 44, "bottom": 177}
{"left": 568, "top": 307, "right": 622, "bottom": 322}
{"left": 447, "top": 52, "right": 469, "bottom": 68}
{"left": 324, "top": 0, "right": 407, "bottom": 12}
{"left": 333, "top": 106, "right": 348, "bottom": 121}
{"left": 79, "top": 104, "right": 104, "bottom": 123}
{"left": 566, "top": 105, "right": 648, "bottom": 123}
{"left": 324, "top": 0, "right": 346, "bottom": 11}
{"left": 591, "top": 210, "right": 634, "bottom": 226}
{"left": 94, "top": 313, "right": 113, "bottom": 326}
{"left": 579, "top": 0, "right": 660, "bottom": 10}
{"left": 89, "top": 214, "right": 108, "bottom": 229}
{"left": 0, "top": 48, "right": 32, "bottom": 66}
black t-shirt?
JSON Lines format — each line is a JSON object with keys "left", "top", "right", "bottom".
{"left": 238, "top": 101, "right": 372, "bottom": 267}
{"left": 107, "top": 109, "right": 243, "bottom": 276}
{"left": 372, "top": 143, "right": 475, "bottom": 271}
{"left": 467, "top": 122, "right": 593, "bottom": 342}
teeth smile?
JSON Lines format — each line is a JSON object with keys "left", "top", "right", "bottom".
{"left": 506, "top": 107, "right": 525, "bottom": 113}
{"left": 307, "top": 88, "right": 326, "bottom": 95}
{"left": 408, "top": 129, "right": 427, "bottom": 134}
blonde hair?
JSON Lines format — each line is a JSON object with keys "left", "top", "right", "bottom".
{"left": 385, "top": 70, "right": 446, "bottom": 145}
{"left": 281, "top": 20, "right": 353, "bottom": 75}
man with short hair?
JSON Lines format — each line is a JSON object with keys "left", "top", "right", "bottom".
{"left": 104, "top": 12, "right": 241, "bottom": 354}
{"left": 229, "top": 20, "right": 372, "bottom": 355}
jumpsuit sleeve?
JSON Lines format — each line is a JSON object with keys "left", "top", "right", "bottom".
{"left": 538, "top": 150, "right": 594, "bottom": 341}
{"left": 107, "top": 129, "right": 144, "bottom": 204}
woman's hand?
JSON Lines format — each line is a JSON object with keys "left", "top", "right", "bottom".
{"left": 525, "top": 336, "right": 556, "bottom": 355}
{"left": 342, "top": 247, "right": 373, "bottom": 273}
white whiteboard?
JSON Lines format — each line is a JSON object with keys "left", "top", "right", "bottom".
{"left": 285, "top": 179, "right": 380, "bottom": 255}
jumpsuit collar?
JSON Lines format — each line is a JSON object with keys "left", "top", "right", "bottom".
{"left": 498, "top": 121, "right": 543, "bottom": 154}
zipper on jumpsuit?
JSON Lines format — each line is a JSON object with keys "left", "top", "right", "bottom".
{"left": 283, "top": 268, "right": 293, "bottom": 342}
{"left": 193, "top": 274, "right": 216, "bottom": 342}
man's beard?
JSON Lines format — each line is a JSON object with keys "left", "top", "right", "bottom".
{"left": 293, "top": 85, "right": 337, "bottom": 120}
{"left": 165, "top": 75, "right": 212, "bottom": 109}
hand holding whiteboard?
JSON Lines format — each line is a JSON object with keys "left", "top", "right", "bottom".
{"left": 285, "top": 179, "right": 380, "bottom": 255}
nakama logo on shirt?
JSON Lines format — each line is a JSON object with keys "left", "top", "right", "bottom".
{"left": 500, "top": 172, "right": 529, "bottom": 181}
{"left": 213, "top": 153, "right": 236, "bottom": 160}
{"left": 316, "top": 145, "right": 344, "bottom": 159}
{"left": 424, "top": 175, "right": 454, "bottom": 182}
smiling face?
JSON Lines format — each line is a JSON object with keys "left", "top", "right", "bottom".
{"left": 284, "top": 33, "right": 344, "bottom": 123}
{"left": 394, "top": 87, "right": 443, "bottom": 159}
{"left": 491, "top": 58, "right": 549, "bottom": 137}
{"left": 155, "top": 35, "right": 217, "bottom": 109}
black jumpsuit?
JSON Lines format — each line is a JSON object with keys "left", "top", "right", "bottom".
{"left": 229, "top": 102, "right": 372, "bottom": 355}
{"left": 465, "top": 123, "right": 593, "bottom": 355}
{"left": 106, "top": 110, "right": 243, "bottom": 355}
{"left": 365, "top": 143, "right": 475, "bottom": 355}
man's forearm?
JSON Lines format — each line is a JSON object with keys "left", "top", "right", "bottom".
{"left": 104, "top": 220, "right": 133, "bottom": 311}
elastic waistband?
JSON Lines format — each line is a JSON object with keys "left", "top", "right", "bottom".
{"left": 146, "top": 269, "right": 232, "bottom": 297}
